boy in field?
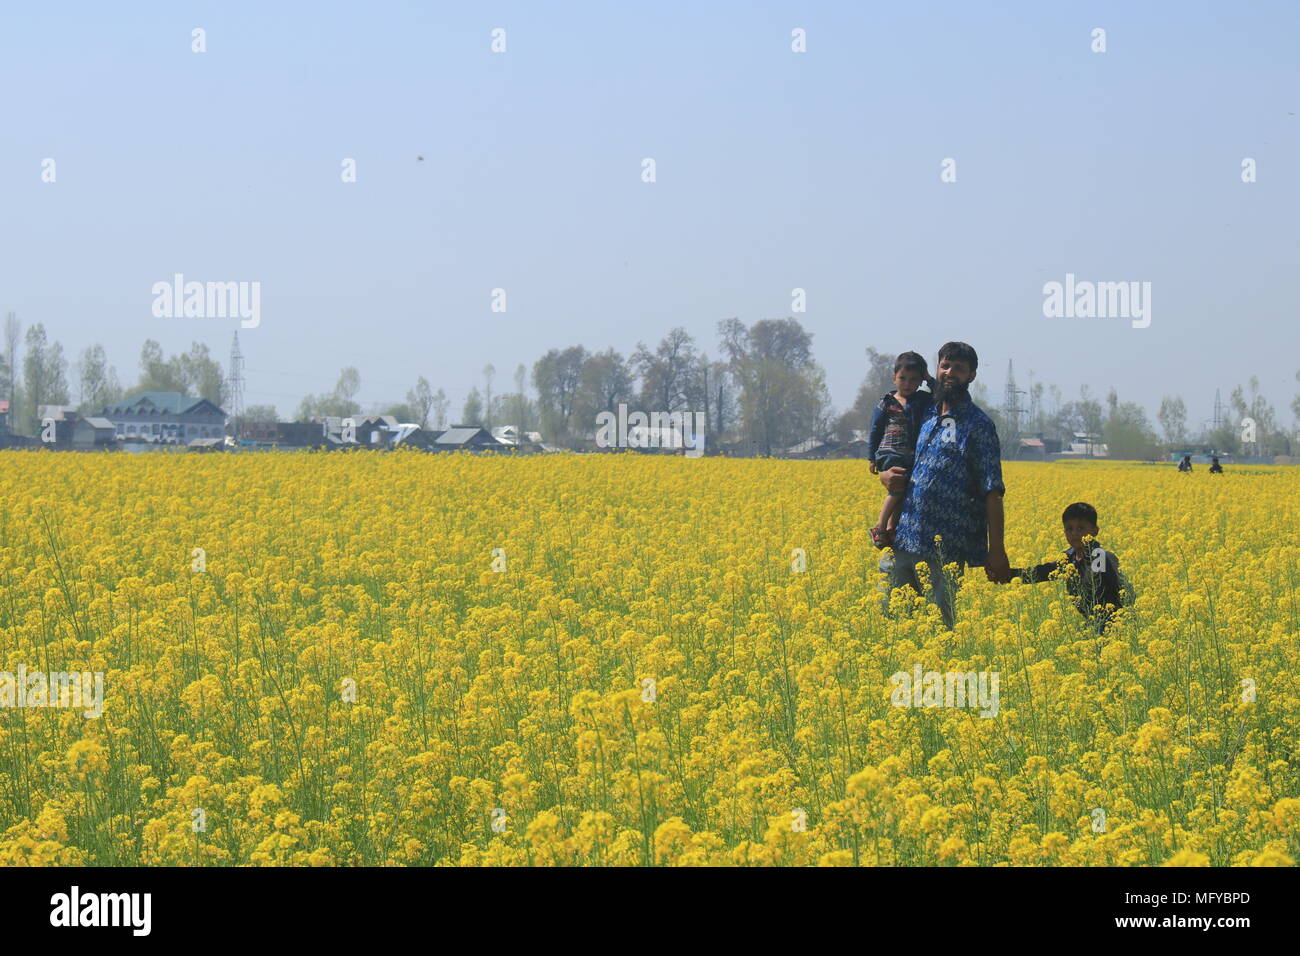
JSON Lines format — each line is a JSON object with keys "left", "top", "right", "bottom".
{"left": 1005, "top": 502, "right": 1134, "bottom": 633}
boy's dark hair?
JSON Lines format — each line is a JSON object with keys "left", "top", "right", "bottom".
{"left": 1062, "top": 502, "right": 1099, "bottom": 525}
{"left": 894, "top": 351, "right": 936, "bottom": 388}
{"left": 937, "top": 341, "right": 978, "bottom": 371}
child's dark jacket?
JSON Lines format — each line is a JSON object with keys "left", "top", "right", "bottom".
{"left": 1010, "top": 543, "right": 1133, "bottom": 631}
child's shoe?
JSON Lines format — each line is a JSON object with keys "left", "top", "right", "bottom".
{"left": 870, "top": 526, "right": 894, "bottom": 549}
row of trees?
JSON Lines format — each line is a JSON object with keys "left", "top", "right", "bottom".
{"left": 523, "top": 319, "right": 832, "bottom": 454}
{"left": 965, "top": 377, "right": 1298, "bottom": 460}
{"left": 832, "top": 347, "right": 1300, "bottom": 459}
{"left": 0, "top": 313, "right": 240, "bottom": 433}
{"left": 987, "top": 375, "right": 1300, "bottom": 459}
{"left": 294, "top": 369, "right": 452, "bottom": 434}
{"left": 299, "top": 320, "right": 833, "bottom": 454}
{"left": 4, "top": 310, "right": 1299, "bottom": 458}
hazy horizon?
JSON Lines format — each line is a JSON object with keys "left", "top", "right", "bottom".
{"left": 4, "top": 1, "right": 1298, "bottom": 429}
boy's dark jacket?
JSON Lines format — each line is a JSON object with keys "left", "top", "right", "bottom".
{"left": 867, "top": 388, "right": 934, "bottom": 460}
{"left": 1010, "top": 543, "right": 1134, "bottom": 630}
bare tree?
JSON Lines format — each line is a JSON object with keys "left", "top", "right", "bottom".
{"left": 686, "top": 354, "right": 734, "bottom": 439}
{"left": 23, "top": 324, "right": 70, "bottom": 431}
{"left": 297, "top": 367, "right": 361, "bottom": 419}
{"left": 432, "top": 388, "right": 449, "bottom": 430}
{"left": 633, "top": 328, "right": 696, "bottom": 412}
{"left": 77, "top": 344, "right": 123, "bottom": 412}
{"left": 514, "top": 363, "right": 528, "bottom": 442}
{"left": 1157, "top": 395, "right": 1188, "bottom": 445}
{"left": 575, "top": 348, "right": 634, "bottom": 427}
{"left": 462, "top": 387, "right": 484, "bottom": 426}
{"left": 836, "top": 346, "right": 905, "bottom": 438}
{"left": 719, "top": 317, "right": 829, "bottom": 455}
{"left": 532, "top": 346, "right": 587, "bottom": 445}
{"left": 2, "top": 313, "right": 19, "bottom": 415}
{"left": 407, "top": 376, "right": 435, "bottom": 429}
{"left": 1230, "top": 376, "right": 1279, "bottom": 456}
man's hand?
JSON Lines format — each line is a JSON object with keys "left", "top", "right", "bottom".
{"left": 984, "top": 548, "right": 1011, "bottom": 583}
{"left": 984, "top": 490, "right": 1009, "bottom": 582}
{"left": 878, "top": 466, "right": 908, "bottom": 495}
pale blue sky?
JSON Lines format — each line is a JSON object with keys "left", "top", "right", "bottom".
{"left": 3, "top": 0, "right": 1298, "bottom": 427}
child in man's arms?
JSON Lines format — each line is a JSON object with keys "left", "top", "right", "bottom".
{"left": 867, "top": 351, "right": 935, "bottom": 548}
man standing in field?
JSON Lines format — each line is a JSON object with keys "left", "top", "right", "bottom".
{"left": 877, "top": 341, "right": 1010, "bottom": 628}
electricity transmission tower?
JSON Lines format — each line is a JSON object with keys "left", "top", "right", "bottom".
{"left": 1002, "top": 360, "right": 1027, "bottom": 453}
{"left": 227, "top": 332, "right": 245, "bottom": 440}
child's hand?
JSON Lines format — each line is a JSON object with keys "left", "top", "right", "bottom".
{"left": 869, "top": 461, "right": 879, "bottom": 474}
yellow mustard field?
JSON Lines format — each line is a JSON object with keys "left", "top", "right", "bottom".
{"left": 0, "top": 451, "right": 1297, "bottom": 866}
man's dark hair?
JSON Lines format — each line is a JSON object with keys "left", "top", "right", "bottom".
{"left": 937, "top": 341, "right": 978, "bottom": 371}
{"left": 1062, "top": 502, "right": 1099, "bottom": 525}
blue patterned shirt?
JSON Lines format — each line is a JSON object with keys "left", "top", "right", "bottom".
{"left": 892, "top": 399, "right": 1004, "bottom": 566}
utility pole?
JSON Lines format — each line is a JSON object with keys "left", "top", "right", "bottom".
{"left": 514, "top": 363, "right": 526, "bottom": 455}
{"left": 1026, "top": 369, "right": 1039, "bottom": 436}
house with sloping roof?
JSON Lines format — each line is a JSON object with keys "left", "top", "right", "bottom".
{"left": 1018, "top": 437, "right": 1046, "bottom": 461}
{"left": 433, "top": 426, "right": 503, "bottom": 452}
{"left": 783, "top": 435, "right": 844, "bottom": 459}
{"left": 33, "top": 405, "right": 79, "bottom": 445}
{"left": 490, "top": 425, "right": 545, "bottom": 453}
{"left": 835, "top": 429, "right": 871, "bottom": 459}
{"left": 102, "top": 391, "right": 226, "bottom": 443}
{"left": 312, "top": 414, "right": 409, "bottom": 449}
{"left": 1057, "top": 431, "right": 1109, "bottom": 458}
{"left": 391, "top": 427, "right": 438, "bottom": 450}
{"left": 73, "top": 417, "right": 116, "bottom": 449}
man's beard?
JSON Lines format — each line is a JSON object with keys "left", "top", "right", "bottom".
{"left": 934, "top": 380, "right": 970, "bottom": 406}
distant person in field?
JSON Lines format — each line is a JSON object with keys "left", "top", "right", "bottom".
{"left": 1004, "top": 502, "right": 1135, "bottom": 634}
{"left": 1210, "top": 457, "right": 1223, "bottom": 473}
{"left": 877, "top": 341, "right": 1009, "bottom": 629}
{"left": 867, "top": 351, "right": 935, "bottom": 549}
{"left": 1178, "top": 455, "right": 1193, "bottom": 472}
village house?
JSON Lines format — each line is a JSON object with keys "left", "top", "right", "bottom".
{"left": 101, "top": 392, "right": 227, "bottom": 443}
{"left": 1056, "top": 431, "right": 1109, "bottom": 459}
{"left": 36, "top": 404, "right": 80, "bottom": 445}
{"left": 490, "top": 425, "right": 547, "bottom": 453}
{"left": 433, "top": 426, "right": 504, "bottom": 452}
{"left": 783, "top": 435, "right": 857, "bottom": 460}
{"left": 72, "top": 417, "right": 116, "bottom": 449}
